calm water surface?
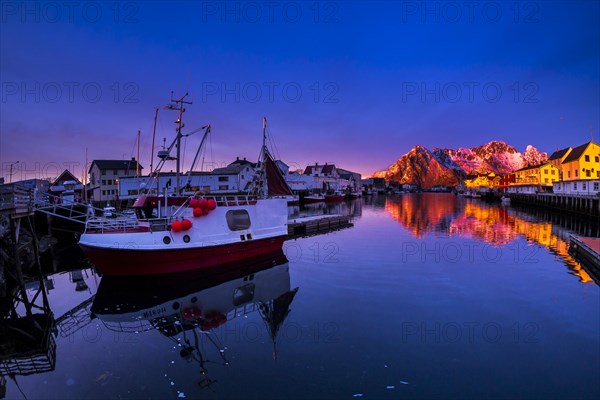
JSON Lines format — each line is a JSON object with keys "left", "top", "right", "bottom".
{"left": 2, "top": 194, "right": 599, "bottom": 399}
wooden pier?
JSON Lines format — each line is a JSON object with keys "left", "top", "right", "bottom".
{"left": 288, "top": 215, "right": 353, "bottom": 239}
{"left": 569, "top": 236, "right": 600, "bottom": 281}
{"left": 508, "top": 193, "right": 599, "bottom": 217}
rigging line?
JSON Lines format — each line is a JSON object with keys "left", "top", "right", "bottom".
{"left": 209, "top": 129, "right": 214, "bottom": 170}
{"left": 130, "top": 134, "right": 137, "bottom": 158}
{"left": 182, "top": 136, "right": 188, "bottom": 172}
{"left": 267, "top": 127, "right": 282, "bottom": 161}
{"left": 9, "top": 374, "right": 28, "bottom": 400}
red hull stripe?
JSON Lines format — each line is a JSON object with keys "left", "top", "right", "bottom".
{"left": 80, "top": 236, "right": 287, "bottom": 276}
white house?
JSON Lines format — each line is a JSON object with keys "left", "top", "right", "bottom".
{"left": 118, "top": 158, "right": 257, "bottom": 201}
{"left": 507, "top": 184, "right": 540, "bottom": 194}
{"left": 553, "top": 179, "right": 600, "bottom": 196}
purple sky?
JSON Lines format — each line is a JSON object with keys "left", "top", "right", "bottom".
{"left": 1, "top": 1, "right": 599, "bottom": 181}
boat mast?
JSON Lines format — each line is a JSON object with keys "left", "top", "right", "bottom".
{"left": 166, "top": 92, "right": 192, "bottom": 195}
{"left": 261, "top": 116, "right": 268, "bottom": 199}
{"left": 150, "top": 107, "right": 158, "bottom": 175}
{"left": 136, "top": 129, "right": 141, "bottom": 178}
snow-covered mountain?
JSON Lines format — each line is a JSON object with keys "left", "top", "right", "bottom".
{"left": 375, "top": 141, "right": 548, "bottom": 189}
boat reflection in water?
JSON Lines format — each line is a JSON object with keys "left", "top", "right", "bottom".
{"left": 386, "top": 193, "right": 599, "bottom": 284}
{"left": 91, "top": 251, "right": 298, "bottom": 388}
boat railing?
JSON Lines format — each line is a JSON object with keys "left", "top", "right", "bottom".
{"left": 85, "top": 216, "right": 139, "bottom": 233}
{"left": 226, "top": 302, "right": 259, "bottom": 320}
{"left": 192, "top": 194, "right": 259, "bottom": 207}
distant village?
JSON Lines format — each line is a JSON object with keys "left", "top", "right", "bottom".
{"left": 461, "top": 141, "right": 599, "bottom": 196}
{"left": 1, "top": 157, "right": 364, "bottom": 208}
{"left": 1, "top": 140, "right": 598, "bottom": 208}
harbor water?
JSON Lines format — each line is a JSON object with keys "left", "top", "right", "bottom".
{"left": 1, "top": 193, "right": 599, "bottom": 399}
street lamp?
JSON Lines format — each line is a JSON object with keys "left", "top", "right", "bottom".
{"left": 8, "top": 161, "right": 20, "bottom": 183}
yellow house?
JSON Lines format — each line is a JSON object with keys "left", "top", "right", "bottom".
{"left": 561, "top": 141, "right": 600, "bottom": 181}
{"left": 464, "top": 173, "right": 501, "bottom": 188}
{"left": 513, "top": 163, "right": 560, "bottom": 186}
{"left": 548, "top": 146, "right": 571, "bottom": 179}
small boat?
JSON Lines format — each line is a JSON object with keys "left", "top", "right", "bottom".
{"left": 303, "top": 193, "right": 325, "bottom": 204}
{"left": 501, "top": 195, "right": 511, "bottom": 205}
{"left": 324, "top": 192, "right": 344, "bottom": 203}
{"left": 102, "top": 205, "right": 117, "bottom": 218}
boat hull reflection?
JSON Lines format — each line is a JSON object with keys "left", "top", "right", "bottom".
{"left": 91, "top": 251, "right": 293, "bottom": 333}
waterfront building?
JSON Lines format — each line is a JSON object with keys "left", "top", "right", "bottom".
{"left": 560, "top": 141, "right": 600, "bottom": 181}
{"left": 88, "top": 158, "right": 143, "bottom": 205}
{"left": 49, "top": 170, "right": 84, "bottom": 204}
{"left": 548, "top": 146, "right": 572, "bottom": 179}
{"left": 464, "top": 173, "right": 501, "bottom": 190}
{"left": 553, "top": 179, "right": 600, "bottom": 196}
{"left": 513, "top": 163, "right": 560, "bottom": 187}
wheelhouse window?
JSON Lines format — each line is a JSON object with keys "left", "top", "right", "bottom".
{"left": 226, "top": 210, "right": 251, "bottom": 231}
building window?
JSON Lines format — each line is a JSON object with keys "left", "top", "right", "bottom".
{"left": 551, "top": 170, "right": 555, "bottom": 175}
{"left": 543, "top": 169, "right": 547, "bottom": 174}
{"left": 567, "top": 171, "right": 571, "bottom": 178}
{"left": 107, "top": 179, "right": 113, "bottom": 185}
{"left": 575, "top": 170, "right": 578, "bottom": 177}
{"left": 586, "top": 170, "right": 591, "bottom": 177}
{"left": 114, "top": 170, "right": 119, "bottom": 175}
{"left": 584, "top": 155, "right": 590, "bottom": 162}
{"left": 544, "top": 178, "right": 548, "bottom": 183}
{"left": 225, "top": 210, "right": 251, "bottom": 231}
{"left": 595, "top": 156, "right": 599, "bottom": 163}
{"left": 102, "top": 190, "right": 106, "bottom": 195}
{"left": 594, "top": 182, "right": 599, "bottom": 191}
{"left": 573, "top": 182, "right": 577, "bottom": 190}
{"left": 218, "top": 185, "right": 228, "bottom": 190}
{"left": 218, "top": 176, "right": 229, "bottom": 182}
{"left": 102, "top": 180, "right": 107, "bottom": 185}
{"left": 582, "top": 183, "right": 587, "bottom": 190}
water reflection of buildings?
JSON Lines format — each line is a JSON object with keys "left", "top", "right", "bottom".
{"left": 91, "top": 252, "right": 298, "bottom": 388}
{"left": 385, "top": 194, "right": 598, "bottom": 284}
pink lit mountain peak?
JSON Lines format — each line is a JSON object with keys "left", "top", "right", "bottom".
{"left": 374, "top": 141, "right": 548, "bottom": 188}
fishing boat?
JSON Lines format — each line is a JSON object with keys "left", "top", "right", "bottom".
{"left": 324, "top": 191, "right": 345, "bottom": 203}
{"left": 79, "top": 95, "right": 290, "bottom": 276}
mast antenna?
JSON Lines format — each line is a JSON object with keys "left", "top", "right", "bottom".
{"left": 165, "top": 91, "right": 192, "bottom": 195}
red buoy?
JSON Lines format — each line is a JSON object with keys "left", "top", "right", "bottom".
{"left": 198, "top": 198, "right": 208, "bottom": 209}
{"left": 171, "top": 220, "right": 182, "bottom": 232}
{"left": 189, "top": 198, "right": 199, "bottom": 208}
{"left": 181, "top": 219, "right": 192, "bottom": 230}
{"left": 193, "top": 207, "right": 203, "bottom": 217}
{"left": 207, "top": 199, "right": 217, "bottom": 210}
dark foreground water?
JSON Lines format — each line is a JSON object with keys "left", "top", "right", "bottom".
{"left": 2, "top": 194, "right": 599, "bottom": 399}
